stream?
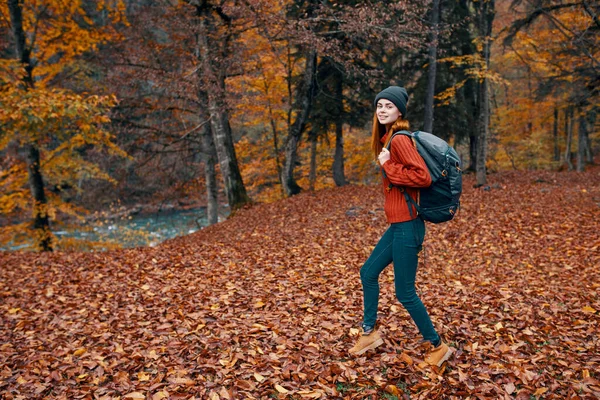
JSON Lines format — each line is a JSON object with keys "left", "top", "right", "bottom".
{"left": 2, "top": 207, "right": 229, "bottom": 251}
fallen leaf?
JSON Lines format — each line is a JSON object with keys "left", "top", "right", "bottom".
{"left": 73, "top": 348, "right": 86, "bottom": 356}
{"left": 504, "top": 382, "right": 516, "bottom": 395}
{"left": 152, "top": 391, "right": 169, "bottom": 400}
{"left": 137, "top": 371, "right": 150, "bottom": 382}
{"left": 123, "top": 392, "right": 145, "bottom": 399}
{"left": 275, "top": 384, "right": 289, "bottom": 393}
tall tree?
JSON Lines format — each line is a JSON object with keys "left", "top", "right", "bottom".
{"left": 577, "top": 111, "right": 588, "bottom": 172}
{"left": 564, "top": 107, "right": 574, "bottom": 170}
{"left": 192, "top": 1, "right": 250, "bottom": 209}
{"left": 6, "top": 0, "right": 51, "bottom": 251}
{"left": 331, "top": 66, "right": 347, "bottom": 187}
{"left": 2, "top": 0, "right": 125, "bottom": 251}
{"left": 553, "top": 107, "right": 560, "bottom": 162}
{"left": 281, "top": 50, "right": 317, "bottom": 196}
{"left": 475, "top": 0, "right": 495, "bottom": 186}
{"left": 198, "top": 91, "right": 219, "bottom": 225}
{"left": 423, "top": 0, "right": 441, "bottom": 133}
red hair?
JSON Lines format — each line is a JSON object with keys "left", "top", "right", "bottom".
{"left": 371, "top": 112, "right": 410, "bottom": 159}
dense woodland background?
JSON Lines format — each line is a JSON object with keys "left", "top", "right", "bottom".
{"left": 1, "top": 0, "right": 599, "bottom": 251}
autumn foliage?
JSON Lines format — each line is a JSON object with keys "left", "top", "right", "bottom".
{"left": 1, "top": 168, "right": 599, "bottom": 399}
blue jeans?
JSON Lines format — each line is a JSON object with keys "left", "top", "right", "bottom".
{"left": 360, "top": 218, "right": 439, "bottom": 343}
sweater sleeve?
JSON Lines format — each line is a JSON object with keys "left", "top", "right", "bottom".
{"left": 382, "top": 135, "right": 432, "bottom": 188}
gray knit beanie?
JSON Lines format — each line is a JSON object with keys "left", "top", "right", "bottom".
{"left": 374, "top": 86, "right": 409, "bottom": 116}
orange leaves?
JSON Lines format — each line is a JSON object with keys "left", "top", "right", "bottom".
{"left": 0, "top": 0, "right": 125, "bottom": 85}
{"left": 0, "top": 86, "right": 125, "bottom": 249}
{"left": 491, "top": 1, "right": 599, "bottom": 170}
{"left": 1, "top": 169, "right": 600, "bottom": 398}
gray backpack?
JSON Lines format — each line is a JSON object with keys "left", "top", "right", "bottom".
{"left": 384, "top": 130, "right": 462, "bottom": 223}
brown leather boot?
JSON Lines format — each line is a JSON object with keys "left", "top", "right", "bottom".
{"left": 424, "top": 341, "right": 454, "bottom": 367}
{"left": 349, "top": 326, "right": 384, "bottom": 356}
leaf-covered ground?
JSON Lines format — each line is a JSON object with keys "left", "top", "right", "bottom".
{"left": 1, "top": 169, "right": 599, "bottom": 400}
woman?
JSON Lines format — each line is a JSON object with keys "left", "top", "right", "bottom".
{"left": 349, "top": 86, "right": 453, "bottom": 367}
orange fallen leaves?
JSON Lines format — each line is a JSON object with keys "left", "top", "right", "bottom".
{"left": 1, "top": 169, "right": 599, "bottom": 399}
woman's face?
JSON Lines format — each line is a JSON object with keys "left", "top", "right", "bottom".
{"left": 376, "top": 99, "right": 401, "bottom": 125}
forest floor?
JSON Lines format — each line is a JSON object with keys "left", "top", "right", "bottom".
{"left": 1, "top": 168, "right": 599, "bottom": 400}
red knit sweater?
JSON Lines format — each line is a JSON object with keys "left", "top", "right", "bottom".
{"left": 380, "top": 132, "right": 432, "bottom": 223}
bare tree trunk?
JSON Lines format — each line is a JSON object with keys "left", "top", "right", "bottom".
{"left": 332, "top": 71, "right": 346, "bottom": 186}
{"left": 309, "top": 131, "right": 317, "bottom": 191}
{"left": 586, "top": 110, "right": 595, "bottom": 164}
{"left": 475, "top": 0, "right": 495, "bottom": 187}
{"left": 458, "top": 0, "right": 477, "bottom": 173}
{"left": 577, "top": 110, "right": 587, "bottom": 172}
{"left": 268, "top": 104, "right": 283, "bottom": 187}
{"left": 553, "top": 107, "right": 560, "bottom": 161}
{"left": 423, "top": 0, "right": 441, "bottom": 133}
{"left": 26, "top": 144, "right": 53, "bottom": 251}
{"left": 8, "top": 0, "right": 52, "bottom": 251}
{"left": 475, "top": 77, "right": 489, "bottom": 186}
{"left": 564, "top": 107, "right": 574, "bottom": 170}
{"left": 332, "top": 120, "right": 346, "bottom": 186}
{"left": 198, "top": 91, "right": 218, "bottom": 225}
{"left": 203, "top": 133, "right": 219, "bottom": 225}
{"left": 465, "top": 74, "right": 478, "bottom": 171}
{"left": 195, "top": 6, "right": 250, "bottom": 210}
{"left": 282, "top": 50, "right": 317, "bottom": 196}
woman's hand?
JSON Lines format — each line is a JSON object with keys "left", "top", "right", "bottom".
{"left": 378, "top": 148, "right": 390, "bottom": 166}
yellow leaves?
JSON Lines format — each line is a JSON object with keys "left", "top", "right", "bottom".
{"left": 398, "top": 352, "right": 414, "bottom": 366}
{"left": 9, "top": 1, "right": 125, "bottom": 85}
{"left": 137, "top": 371, "right": 151, "bottom": 382}
{"left": 581, "top": 306, "right": 596, "bottom": 314}
{"left": 385, "top": 385, "right": 401, "bottom": 396}
{"left": 73, "top": 348, "right": 87, "bottom": 356}
{"left": 582, "top": 369, "right": 590, "bottom": 379}
{"left": 0, "top": 84, "right": 125, "bottom": 249}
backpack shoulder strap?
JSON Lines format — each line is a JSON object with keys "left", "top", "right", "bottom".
{"left": 385, "top": 130, "right": 413, "bottom": 150}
